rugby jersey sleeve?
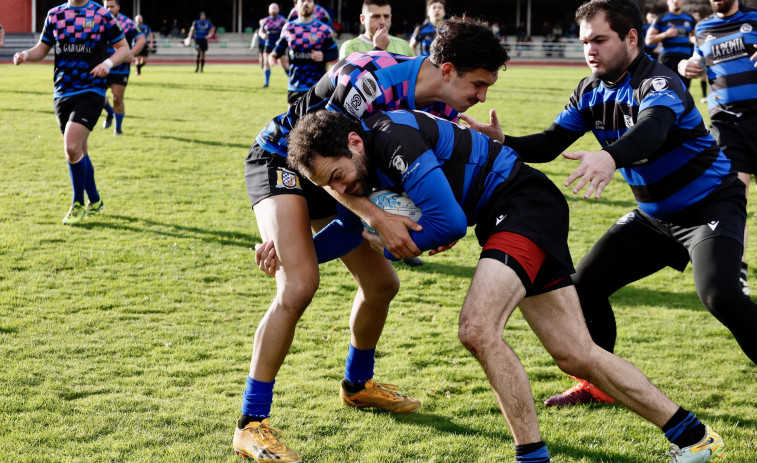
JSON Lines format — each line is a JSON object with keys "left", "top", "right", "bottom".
{"left": 104, "top": 11, "right": 125, "bottom": 44}
{"left": 370, "top": 124, "right": 468, "bottom": 259}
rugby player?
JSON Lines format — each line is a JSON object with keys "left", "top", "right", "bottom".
{"left": 233, "top": 17, "right": 507, "bottom": 462}
{"left": 13, "top": 0, "right": 130, "bottom": 224}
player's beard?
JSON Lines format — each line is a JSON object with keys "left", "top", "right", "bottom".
{"left": 352, "top": 153, "right": 371, "bottom": 196}
{"left": 594, "top": 47, "right": 633, "bottom": 83}
{"left": 711, "top": 0, "right": 736, "bottom": 14}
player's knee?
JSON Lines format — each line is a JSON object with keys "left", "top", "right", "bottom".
{"left": 549, "top": 342, "right": 594, "bottom": 378}
{"left": 698, "top": 284, "right": 747, "bottom": 323}
{"left": 458, "top": 317, "right": 496, "bottom": 355}
{"left": 64, "top": 144, "right": 84, "bottom": 163}
{"left": 275, "top": 273, "right": 320, "bottom": 316}
{"left": 361, "top": 269, "right": 399, "bottom": 303}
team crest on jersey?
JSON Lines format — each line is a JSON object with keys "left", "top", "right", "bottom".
{"left": 684, "top": 21, "right": 691, "bottom": 28}
{"left": 741, "top": 23, "right": 753, "bottom": 33}
{"left": 390, "top": 151, "right": 408, "bottom": 174}
{"left": 650, "top": 77, "right": 669, "bottom": 91}
{"left": 276, "top": 168, "right": 302, "bottom": 189}
{"left": 704, "top": 34, "right": 716, "bottom": 42}
{"left": 85, "top": 20, "right": 94, "bottom": 28}
{"left": 623, "top": 115, "right": 634, "bottom": 128}
{"left": 595, "top": 120, "right": 605, "bottom": 130}
{"left": 309, "top": 32, "right": 319, "bottom": 43}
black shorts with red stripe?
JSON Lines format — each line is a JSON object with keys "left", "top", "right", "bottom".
{"left": 474, "top": 164, "right": 575, "bottom": 297}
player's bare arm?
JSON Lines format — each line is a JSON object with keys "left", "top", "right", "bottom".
{"left": 90, "top": 37, "right": 130, "bottom": 77}
{"left": 13, "top": 42, "right": 52, "bottom": 65}
{"left": 562, "top": 149, "right": 616, "bottom": 199}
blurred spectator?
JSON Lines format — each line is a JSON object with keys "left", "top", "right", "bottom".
{"left": 171, "top": 18, "right": 182, "bottom": 38}
{"left": 0, "top": 22, "right": 5, "bottom": 47}
{"left": 160, "top": 18, "right": 170, "bottom": 37}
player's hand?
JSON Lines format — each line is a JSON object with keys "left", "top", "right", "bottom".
{"left": 428, "top": 240, "right": 458, "bottom": 256}
{"left": 13, "top": 51, "right": 28, "bottom": 65}
{"left": 268, "top": 53, "right": 279, "bottom": 67}
{"left": 666, "top": 27, "right": 679, "bottom": 38}
{"left": 254, "top": 241, "right": 278, "bottom": 277}
{"left": 680, "top": 59, "right": 705, "bottom": 79}
{"left": 311, "top": 50, "right": 324, "bottom": 62}
{"left": 459, "top": 109, "right": 504, "bottom": 143}
{"left": 373, "top": 26, "right": 390, "bottom": 50}
{"left": 562, "top": 149, "right": 616, "bottom": 199}
{"left": 369, "top": 211, "right": 423, "bottom": 259}
{"left": 361, "top": 229, "right": 386, "bottom": 254}
{"left": 90, "top": 61, "right": 112, "bottom": 77}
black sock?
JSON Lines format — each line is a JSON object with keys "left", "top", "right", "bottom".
{"left": 342, "top": 379, "right": 366, "bottom": 393}
{"left": 238, "top": 414, "right": 264, "bottom": 428}
{"left": 663, "top": 407, "right": 706, "bottom": 448}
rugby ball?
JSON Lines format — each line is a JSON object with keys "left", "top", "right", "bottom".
{"left": 183, "top": 37, "right": 191, "bottom": 47}
{"left": 362, "top": 189, "right": 422, "bottom": 234}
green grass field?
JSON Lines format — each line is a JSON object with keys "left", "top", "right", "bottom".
{"left": 0, "top": 62, "right": 755, "bottom": 463}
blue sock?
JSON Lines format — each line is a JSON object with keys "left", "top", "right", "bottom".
{"left": 663, "top": 408, "right": 706, "bottom": 448}
{"left": 103, "top": 100, "right": 114, "bottom": 117}
{"left": 82, "top": 155, "right": 100, "bottom": 203}
{"left": 515, "top": 441, "right": 550, "bottom": 462}
{"left": 68, "top": 159, "right": 87, "bottom": 205}
{"left": 241, "top": 377, "right": 275, "bottom": 420}
{"left": 114, "top": 113, "right": 124, "bottom": 131}
{"left": 344, "top": 344, "right": 375, "bottom": 384}
{"left": 264, "top": 69, "right": 271, "bottom": 85}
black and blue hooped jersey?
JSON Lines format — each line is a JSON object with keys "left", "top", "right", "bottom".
{"left": 273, "top": 18, "right": 338, "bottom": 92}
{"left": 107, "top": 13, "right": 142, "bottom": 75}
{"left": 255, "top": 51, "right": 458, "bottom": 157}
{"left": 694, "top": 7, "right": 757, "bottom": 118}
{"left": 193, "top": 19, "right": 214, "bottom": 39}
{"left": 40, "top": 1, "right": 125, "bottom": 98}
{"left": 652, "top": 11, "right": 695, "bottom": 55}
{"left": 411, "top": 20, "right": 440, "bottom": 57}
{"left": 554, "top": 53, "right": 732, "bottom": 218}
{"left": 360, "top": 110, "right": 521, "bottom": 251}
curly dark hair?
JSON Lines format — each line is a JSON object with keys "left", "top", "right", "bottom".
{"left": 429, "top": 16, "right": 509, "bottom": 73}
{"left": 287, "top": 111, "right": 360, "bottom": 174}
{"left": 575, "top": 0, "right": 643, "bottom": 50}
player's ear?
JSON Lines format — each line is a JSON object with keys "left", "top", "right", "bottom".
{"left": 440, "top": 62, "right": 456, "bottom": 81}
{"left": 347, "top": 131, "right": 364, "bottom": 155}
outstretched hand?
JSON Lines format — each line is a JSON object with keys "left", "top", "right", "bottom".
{"left": 459, "top": 109, "right": 504, "bottom": 143}
{"left": 562, "top": 149, "right": 616, "bottom": 199}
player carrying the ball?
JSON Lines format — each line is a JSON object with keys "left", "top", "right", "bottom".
{"left": 285, "top": 108, "right": 726, "bottom": 463}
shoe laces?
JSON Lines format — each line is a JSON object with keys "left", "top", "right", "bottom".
{"left": 369, "top": 381, "right": 406, "bottom": 399}
{"left": 665, "top": 444, "right": 683, "bottom": 463}
{"left": 250, "top": 421, "right": 289, "bottom": 452}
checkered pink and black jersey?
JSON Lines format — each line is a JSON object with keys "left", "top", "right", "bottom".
{"left": 40, "top": 1, "right": 124, "bottom": 99}
{"left": 273, "top": 19, "right": 338, "bottom": 92}
{"left": 261, "top": 14, "right": 287, "bottom": 48}
{"left": 255, "top": 51, "right": 459, "bottom": 157}
{"left": 107, "top": 13, "right": 143, "bottom": 76}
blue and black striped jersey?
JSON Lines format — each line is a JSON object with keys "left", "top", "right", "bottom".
{"left": 411, "top": 20, "right": 440, "bottom": 57}
{"left": 40, "top": 1, "right": 124, "bottom": 98}
{"left": 554, "top": 53, "right": 732, "bottom": 218}
{"left": 694, "top": 7, "right": 757, "bottom": 118}
{"left": 193, "top": 19, "right": 214, "bottom": 39}
{"left": 362, "top": 110, "right": 521, "bottom": 246}
{"left": 653, "top": 11, "right": 695, "bottom": 55}
{"left": 256, "top": 51, "right": 458, "bottom": 157}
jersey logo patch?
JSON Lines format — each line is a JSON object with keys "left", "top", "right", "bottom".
{"left": 650, "top": 77, "right": 669, "bottom": 91}
{"left": 343, "top": 87, "right": 368, "bottom": 119}
{"left": 496, "top": 214, "right": 507, "bottom": 226}
{"left": 623, "top": 115, "right": 634, "bottom": 128}
{"left": 595, "top": 120, "right": 605, "bottom": 130}
{"left": 708, "top": 220, "right": 719, "bottom": 231}
{"left": 85, "top": 20, "right": 94, "bottom": 28}
{"left": 741, "top": 23, "right": 753, "bottom": 33}
{"left": 276, "top": 168, "right": 302, "bottom": 189}
{"left": 617, "top": 211, "right": 635, "bottom": 224}
{"left": 390, "top": 151, "right": 408, "bottom": 174}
